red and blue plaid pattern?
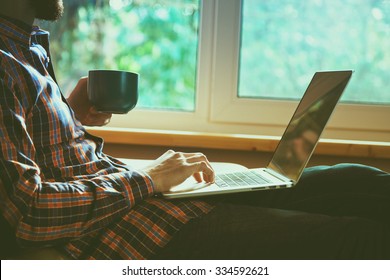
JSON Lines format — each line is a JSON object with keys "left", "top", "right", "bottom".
{"left": 0, "top": 16, "right": 213, "bottom": 259}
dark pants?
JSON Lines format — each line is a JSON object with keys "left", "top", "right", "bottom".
{"left": 155, "top": 164, "right": 390, "bottom": 259}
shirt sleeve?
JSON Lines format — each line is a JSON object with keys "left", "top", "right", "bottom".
{"left": 0, "top": 77, "right": 155, "bottom": 247}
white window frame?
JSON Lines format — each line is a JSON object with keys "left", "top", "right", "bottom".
{"left": 108, "top": 0, "right": 390, "bottom": 142}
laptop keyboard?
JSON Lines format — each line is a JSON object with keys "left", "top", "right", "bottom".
{"left": 215, "top": 170, "right": 270, "bottom": 188}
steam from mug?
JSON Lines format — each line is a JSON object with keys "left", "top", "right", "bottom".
{"left": 88, "top": 70, "right": 139, "bottom": 114}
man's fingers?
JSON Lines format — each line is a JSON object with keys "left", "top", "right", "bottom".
{"left": 168, "top": 152, "right": 215, "bottom": 183}
{"left": 192, "top": 172, "right": 203, "bottom": 183}
{"left": 89, "top": 107, "right": 112, "bottom": 117}
{"left": 144, "top": 150, "right": 215, "bottom": 193}
{"left": 186, "top": 153, "right": 212, "bottom": 168}
{"left": 189, "top": 160, "right": 215, "bottom": 183}
{"left": 84, "top": 109, "right": 112, "bottom": 126}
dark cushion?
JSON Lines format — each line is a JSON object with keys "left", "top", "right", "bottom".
{"left": 0, "top": 214, "right": 21, "bottom": 259}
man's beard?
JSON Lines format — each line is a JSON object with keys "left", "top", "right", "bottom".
{"left": 28, "top": 0, "right": 64, "bottom": 21}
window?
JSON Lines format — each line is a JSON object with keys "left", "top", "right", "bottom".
{"left": 210, "top": 0, "right": 389, "bottom": 141}
{"left": 39, "top": 0, "right": 390, "bottom": 142}
{"left": 239, "top": 0, "right": 389, "bottom": 104}
{"left": 40, "top": 0, "right": 199, "bottom": 111}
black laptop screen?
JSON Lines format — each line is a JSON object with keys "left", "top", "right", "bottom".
{"left": 267, "top": 71, "right": 352, "bottom": 182}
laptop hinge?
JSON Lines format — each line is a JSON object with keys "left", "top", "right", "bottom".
{"left": 264, "top": 168, "right": 295, "bottom": 184}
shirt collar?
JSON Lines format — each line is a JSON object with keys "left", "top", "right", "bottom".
{"left": 0, "top": 14, "right": 45, "bottom": 46}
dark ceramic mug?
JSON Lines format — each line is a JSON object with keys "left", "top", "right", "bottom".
{"left": 88, "top": 70, "right": 139, "bottom": 114}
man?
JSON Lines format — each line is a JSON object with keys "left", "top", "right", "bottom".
{"left": 0, "top": 0, "right": 214, "bottom": 260}
{"left": 1, "top": 0, "right": 389, "bottom": 260}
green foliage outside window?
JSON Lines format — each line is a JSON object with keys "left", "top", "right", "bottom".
{"left": 40, "top": 0, "right": 199, "bottom": 111}
{"left": 239, "top": 0, "right": 390, "bottom": 104}
{"left": 40, "top": 0, "right": 389, "bottom": 112}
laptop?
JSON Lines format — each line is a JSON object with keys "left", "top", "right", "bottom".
{"left": 162, "top": 70, "right": 353, "bottom": 199}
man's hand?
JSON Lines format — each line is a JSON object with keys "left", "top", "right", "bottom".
{"left": 143, "top": 150, "right": 215, "bottom": 193}
{"left": 67, "top": 77, "right": 112, "bottom": 126}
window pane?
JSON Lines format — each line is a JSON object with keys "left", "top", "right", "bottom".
{"left": 40, "top": 0, "right": 199, "bottom": 111}
{"left": 238, "top": 0, "right": 390, "bottom": 104}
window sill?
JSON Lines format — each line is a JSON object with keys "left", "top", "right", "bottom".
{"left": 87, "top": 127, "right": 390, "bottom": 159}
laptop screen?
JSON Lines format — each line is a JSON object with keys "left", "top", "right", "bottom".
{"left": 267, "top": 71, "right": 352, "bottom": 182}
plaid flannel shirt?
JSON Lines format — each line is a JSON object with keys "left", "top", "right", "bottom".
{"left": 0, "top": 15, "right": 213, "bottom": 259}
